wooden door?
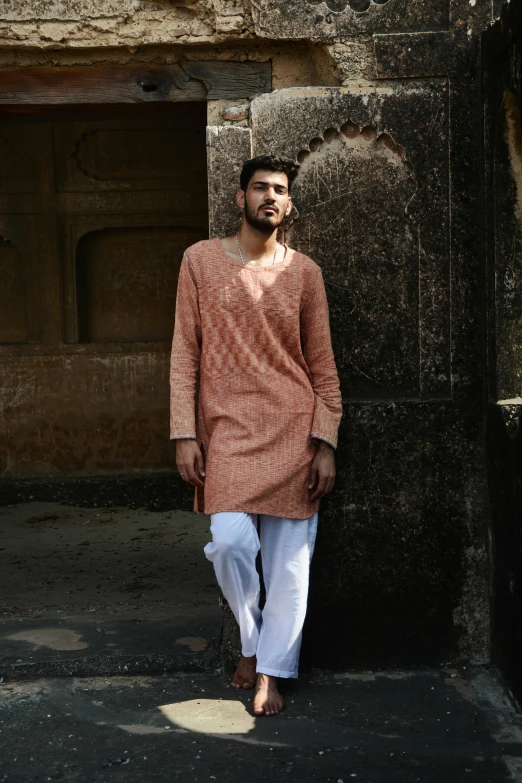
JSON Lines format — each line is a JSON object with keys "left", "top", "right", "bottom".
{"left": 0, "top": 103, "right": 208, "bottom": 475}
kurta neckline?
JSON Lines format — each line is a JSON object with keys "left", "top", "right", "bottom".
{"left": 213, "top": 236, "right": 295, "bottom": 271}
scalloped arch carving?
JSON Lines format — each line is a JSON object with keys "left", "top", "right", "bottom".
{"left": 289, "top": 120, "right": 417, "bottom": 399}
{"left": 308, "top": 0, "right": 390, "bottom": 12}
{"left": 295, "top": 120, "right": 410, "bottom": 168}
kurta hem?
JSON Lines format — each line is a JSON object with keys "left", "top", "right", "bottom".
{"left": 199, "top": 504, "right": 318, "bottom": 521}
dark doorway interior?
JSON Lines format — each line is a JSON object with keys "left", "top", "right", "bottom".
{"left": 0, "top": 102, "right": 208, "bottom": 477}
{"left": 0, "top": 104, "right": 217, "bottom": 673}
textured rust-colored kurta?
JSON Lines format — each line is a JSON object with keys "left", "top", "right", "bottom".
{"left": 169, "top": 237, "right": 342, "bottom": 519}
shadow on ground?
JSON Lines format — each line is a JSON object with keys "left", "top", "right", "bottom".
{"left": 1, "top": 668, "right": 522, "bottom": 782}
{"left": 0, "top": 498, "right": 220, "bottom": 677}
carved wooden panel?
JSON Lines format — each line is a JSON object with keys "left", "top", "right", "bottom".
{"left": 0, "top": 214, "right": 40, "bottom": 345}
{"left": 55, "top": 114, "right": 207, "bottom": 193}
{"left": 76, "top": 225, "right": 206, "bottom": 343}
{"left": 0, "top": 238, "right": 27, "bottom": 343}
{"left": 0, "top": 106, "right": 208, "bottom": 352}
{"left": 53, "top": 107, "right": 208, "bottom": 344}
{"left": 60, "top": 211, "right": 208, "bottom": 344}
{"left": 0, "top": 124, "right": 43, "bottom": 194}
{"left": 251, "top": 86, "right": 450, "bottom": 400}
{"left": 0, "top": 104, "right": 209, "bottom": 476}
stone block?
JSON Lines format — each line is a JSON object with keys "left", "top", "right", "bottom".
{"left": 220, "top": 103, "right": 249, "bottom": 122}
{"left": 251, "top": 0, "right": 449, "bottom": 40}
{"left": 251, "top": 85, "right": 450, "bottom": 400}
{"left": 207, "top": 125, "right": 252, "bottom": 239}
{"left": 305, "top": 401, "right": 489, "bottom": 666}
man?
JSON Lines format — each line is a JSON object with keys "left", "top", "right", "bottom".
{"left": 170, "top": 154, "right": 342, "bottom": 717}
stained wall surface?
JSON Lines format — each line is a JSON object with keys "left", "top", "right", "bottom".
{"left": 204, "top": 0, "right": 496, "bottom": 665}
{"left": 244, "top": 74, "right": 487, "bottom": 666}
{"left": 0, "top": 0, "right": 506, "bottom": 668}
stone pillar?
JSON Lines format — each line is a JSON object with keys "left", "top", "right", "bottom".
{"left": 206, "top": 120, "right": 252, "bottom": 239}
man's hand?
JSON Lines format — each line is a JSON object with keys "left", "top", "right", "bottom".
{"left": 176, "top": 438, "right": 205, "bottom": 487}
{"left": 309, "top": 440, "right": 336, "bottom": 501}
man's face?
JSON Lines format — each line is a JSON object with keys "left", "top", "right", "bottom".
{"left": 237, "top": 170, "right": 293, "bottom": 235}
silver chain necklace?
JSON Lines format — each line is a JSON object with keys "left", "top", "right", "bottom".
{"left": 236, "top": 233, "right": 278, "bottom": 267}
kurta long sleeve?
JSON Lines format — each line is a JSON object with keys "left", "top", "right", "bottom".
{"left": 169, "top": 238, "right": 342, "bottom": 519}
{"left": 300, "top": 271, "right": 343, "bottom": 449}
{"left": 169, "top": 255, "right": 201, "bottom": 440}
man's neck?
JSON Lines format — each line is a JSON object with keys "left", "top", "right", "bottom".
{"left": 236, "top": 224, "right": 278, "bottom": 260}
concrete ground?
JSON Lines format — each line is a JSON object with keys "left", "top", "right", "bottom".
{"left": 2, "top": 497, "right": 522, "bottom": 781}
{"left": 0, "top": 501, "right": 220, "bottom": 676}
{"left": 1, "top": 668, "right": 522, "bottom": 782}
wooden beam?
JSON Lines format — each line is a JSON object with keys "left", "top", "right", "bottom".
{"left": 0, "top": 61, "right": 272, "bottom": 104}
{"left": 182, "top": 61, "right": 271, "bottom": 100}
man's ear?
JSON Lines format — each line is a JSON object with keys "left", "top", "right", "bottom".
{"left": 236, "top": 188, "right": 245, "bottom": 210}
{"left": 286, "top": 196, "right": 293, "bottom": 216}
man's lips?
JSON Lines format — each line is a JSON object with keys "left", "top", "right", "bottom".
{"left": 260, "top": 206, "right": 277, "bottom": 214}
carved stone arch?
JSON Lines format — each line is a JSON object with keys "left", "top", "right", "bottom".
{"left": 285, "top": 120, "right": 418, "bottom": 400}
{"left": 308, "top": 0, "right": 390, "bottom": 13}
{"left": 251, "top": 0, "right": 449, "bottom": 38}
{"left": 251, "top": 85, "right": 450, "bottom": 400}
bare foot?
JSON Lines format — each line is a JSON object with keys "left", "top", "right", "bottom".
{"left": 253, "top": 673, "right": 285, "bottom": 716}
{"left": 231, "top": 655, "right": 257, "bottom": 690}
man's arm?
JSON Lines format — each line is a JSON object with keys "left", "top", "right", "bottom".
{"left": 170, "top": 254, "right": 205, "bottom": 487}
{"left": 300, "top": 269, "right": 342, "bottom": 500}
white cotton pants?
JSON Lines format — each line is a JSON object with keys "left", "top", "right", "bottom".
{"left": 203, "top": 511, "right": 318, "bottom": 679}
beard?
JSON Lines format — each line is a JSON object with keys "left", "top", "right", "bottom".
{"left": 243, "top": 195, "right": 286, "bottom": 235}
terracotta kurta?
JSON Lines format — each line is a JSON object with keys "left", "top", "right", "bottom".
{"left": 169, "top": 237, "right": 342, "bottom": 519}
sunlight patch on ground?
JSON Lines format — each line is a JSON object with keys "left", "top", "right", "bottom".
{"left": 175, "top": 636, "right": 208, "bottom": 652}
{"left": 157, "top": 698, "right": 289, "bottom": 745}
{"left": 6, "top": 628, "right": 88, "bottom": 651}
{"left": 159, "top": 698, "right": 256, "bottom": 735}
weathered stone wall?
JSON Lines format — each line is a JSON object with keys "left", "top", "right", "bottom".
{"left": 0, "top": 0, "right": 243, "bottom": 48}
{"left": 244, "top": 82, "right": 488, "bottom": 665}
{"left": 206, "top": 3, "right": 496, "bottom": 666}
{"left": 0, "top": 0, "right": 505, "bottom": 668}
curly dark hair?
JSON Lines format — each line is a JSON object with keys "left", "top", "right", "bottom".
{"left": 239, "top": 154, "right": 300, "bottom": 193}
